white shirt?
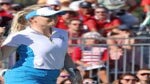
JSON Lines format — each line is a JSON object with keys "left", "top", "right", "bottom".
{"left": 2, "top": 27, "right": 68, "bottom": 70}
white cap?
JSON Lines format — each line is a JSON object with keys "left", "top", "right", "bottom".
{"left": 46, "top": 0, "right": 60, "bottom": 5}
{"left": 82, "top": 32, "right": 101, "bottom": 39}
{"left": 0, "top": 0, "right": 11, "bottom": 3}
{"left": 69, "top": 0, "right": 83, "bottom": 11}
{"left": 25, "top": 7, "right": 65, "bottom": 20}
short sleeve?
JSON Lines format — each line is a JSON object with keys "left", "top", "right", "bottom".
{"left": 84, "top": 19, "right": 97, "bottom": 31}
{"left": 52, "top": 28, "right": 69, "bottom": 42}
{"left": 2, "top": 33, "right": 22, "bottom": 47}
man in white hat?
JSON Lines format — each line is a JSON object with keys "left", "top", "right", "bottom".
{"left": 46, "top": 0, "right": 61, "bottom": 10}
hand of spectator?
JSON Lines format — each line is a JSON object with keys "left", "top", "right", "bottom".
{"left": 93, "top": 61, "right": 104, "bottom": 65}
{"left": 109, "top": 48, "right": 123, "bottom": 60}
{"left": 83, "top": 63, "right": 92, "bottom": 67}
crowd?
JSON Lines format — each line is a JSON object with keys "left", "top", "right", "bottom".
{"left": 0, "top": 0, "right": 149, "bottom": 84}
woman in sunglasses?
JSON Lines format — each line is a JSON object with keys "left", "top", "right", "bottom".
{"left": 118, "top": 73, "right": 138, "bottom": 84}
{"left": 136, "top": 68, "right": 150, "bottom": 84}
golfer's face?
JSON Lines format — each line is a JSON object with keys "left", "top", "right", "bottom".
{"left": 32, "top": 15, "right": 57, "bottom": 28}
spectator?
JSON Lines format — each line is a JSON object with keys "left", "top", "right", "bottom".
{"left": 118, "top": 73, "right": 138, "bottom": 84}
{"left": 98, "top": 0, "right": 137, "bottom": 12}
{"left": 57, "top": 69, "right": 70, "bottom": 84}
{"left": 69, "top": 0, "right": 98, "bottom": 11}
{"left": 136, "top": 68, "right": 150, "bottom": 84}
{"left": 115, "top": 9, "right": 139, "bottom": 28}
{"left": 0, "top": 0, "right": 13, "bottom": 36}
{"left": 98, "top": 0, "right": 139, "bottom": 29}
{"left": 11, "top": 3, "right": 24, "bottom": 15}
{"left": 106, "top": 27, "right": 135, "bottom": 60}
{"left": 0, "top": 0, "right": 12, "bottom": 11}
{"left": 56, "top": 7, "right": 78, "bottom": 30}
{"left": 139, "top": 0, "right": 150, "bottom": 31}
{"left": 46, "top": 0, "right": 61, "bottom": 11}
{"left": 141, "top": 0, "right": 150, "bottom": 13}
{"left": 71, "top": 32, "right": 108, "bottom": 83}
{"left": 67, "top": 18, "right": 84, "bottom": 55}
{"left": 77, "top": 1, "right": 98, "bottom": 32}
{"left": 94, "top": 6, "right": 122, "bottom": 37}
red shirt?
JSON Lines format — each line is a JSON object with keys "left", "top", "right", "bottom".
{"left": 141, "top": 0, "right": 150, "bottom": 12}
{"left": 56, "top": 16, "right": 68, "bottom": 30}
{"left": 84, "top": 18, "right": 98, "bottom": 31}
{"left": 78, "top": 10, "right": 98, "bottom": 31}
{"left": 67, "top": 31, "right": 83, "bottom": 56}
{"left": 0, "top": 9, "right": 13, "bottom": 18}
{"left": 71, "top": 47, "right": 108, "bottom": 63}
{"left": 68, "top": 31, "right": 82, "bottom": 45}
{"left": 0, "top": 9, "right": 13, "bottom": 26}
{"left": 96, "top": 17, "right": 121, "bottom": 36}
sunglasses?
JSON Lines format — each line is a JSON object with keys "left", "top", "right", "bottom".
{"left": 0, "top": 3, "right": 10, "bottom": 5}
{"left": 71, "top": 23, "right": 83, "bottom": 26}
{"left": 95, "top": 11, "right": 107, "bottom": 13}
{"left": 83, "top": 81, "right": 97, "bottom": 84}
{"left": 123, "top": 79, "right": 137, "bottom": 82}
{"left": 41, "top": 15, "right": 57, "bottom": 22}
{"left": 60, "top": 75, "right": 70, "bottom": 78}
{"left": 140, "top": 73, "right": 150, "bottom": 76}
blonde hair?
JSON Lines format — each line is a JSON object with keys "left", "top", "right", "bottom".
{"left": 10, "top": 4, "right": 46, "bottom": 34}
